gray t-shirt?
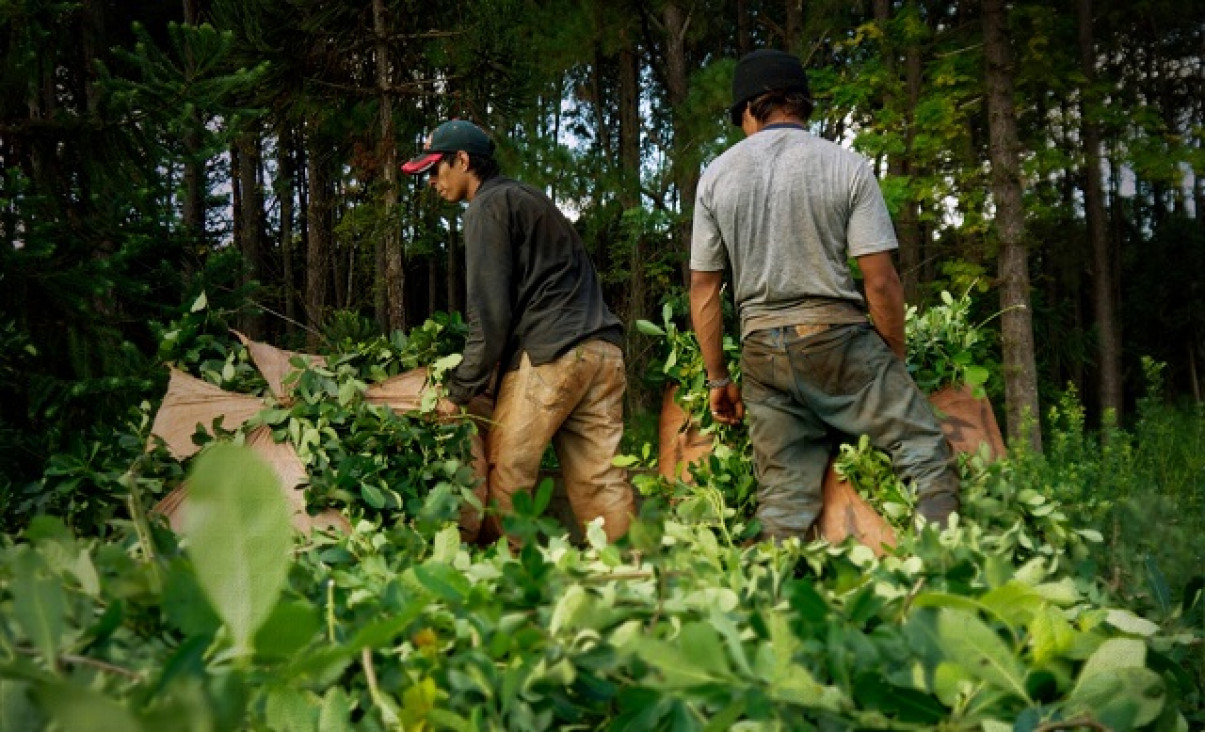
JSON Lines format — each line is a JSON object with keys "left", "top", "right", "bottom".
{"left": 691, "top": 125, "right": 898, "bottom": 338}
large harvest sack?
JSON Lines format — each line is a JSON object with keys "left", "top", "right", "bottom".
{"left": 657, "top": 386, "right": 718, "bottom": 482}
{"left": 150, "top": 334, "right": 491, "bottom": 541}
{"left": 364, "top": 368, "right": 493, "bottom": 543}
{"left": 149, "top": 368, "right": 350, "bottom": 535}
{"left": 928, "top": 384, "right": 1006, "bottom": 460}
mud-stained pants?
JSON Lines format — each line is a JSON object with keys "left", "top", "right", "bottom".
{"left": 741, "top": 323, "right": 960, "bottom": 539}
{"left": 487, "top": 340, "right": 634, "bottom": 542}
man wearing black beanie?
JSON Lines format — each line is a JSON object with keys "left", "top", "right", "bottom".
{"left": 689, "top": 49, "right": 960, "bottom": 540}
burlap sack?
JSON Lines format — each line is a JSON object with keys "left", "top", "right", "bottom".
{"left": 150, "top": 336, "right": 491, "bottom": 541}
{"left": 657, "top": 386, "right": 716, "bottom": 482}
{"left": 928, "top": 383, "right": 1006, "bottom": 460}
{"left": 365, "top": 368, "right": 492, "bottom": 543}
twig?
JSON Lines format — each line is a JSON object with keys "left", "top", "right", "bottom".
{"left": 1034, "top": 716, "right": 1110, "bottom": 731}
{"left": 16, "top": 646, "right": 144, "bottom": 682}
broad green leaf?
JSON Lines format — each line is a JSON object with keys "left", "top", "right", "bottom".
{"left": 265, "top": 686, "right": 319, "bottom": 732}
{"left": 935, "top": 608, "right": 1031, "bottom": 702}
{"left": 636, "top": 622, "right": 732, "bottom": 687}
{"left": 35, "top": 682, "right": 143, "bottom": 732}
{"left": 183, "top": 444, "right": 293, "bottom": 656}
{"left": 979, "top": 582, "right": 1043, "bottom": 626}
{"left": 549, "top": 585, "right": 589, "bottom": 635}
{"left": 412, "top": 562, "right": 471, "bottom": 603}
{"left": 11, "top": 555, "right": 66, "bottom": 669}
{"left": 1076, "top": 637, "right": 1146, "bottom": 681}
{"left": 318, "top": 688, "right": 354, "bottom": 732}
{"left": 635, "top": 319, "right": 666, "bottom": 336}
{"left": 963, "top": 365, "right": 990, "bottom": 386}
{"left": 1029, "top": 605, "right": 1077, "bottom": 665}
{"left": 1, "top": 680, "right": 42, "bottom": 732}
{"left": 254, "top": 601, "right": 320, "bottom": 659}
{"left": 432, "top": 525, "right": 461, "bottom": 564}
{"left": 1066, "top": 666, "right": 1166, "bottom": 729}
{"left": 1105, "top": 609, "right": 1159, "bottom": 637}
{"left": 190, "top": 291, "right": 208, "bottom": 312}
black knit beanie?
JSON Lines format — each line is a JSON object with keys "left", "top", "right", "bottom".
{"left": 729, "top": 49, "right": 811, "bottom": 125}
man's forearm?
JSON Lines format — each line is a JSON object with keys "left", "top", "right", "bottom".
{"left": 858, "top": 252, "right": 907, "bottom": 360}
{"left": 690, "top": 270, "right": 729, "bottom": 379}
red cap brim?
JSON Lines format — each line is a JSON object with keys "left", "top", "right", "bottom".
{"left": 401, "top": 152, "right": 442, "bottom": 175}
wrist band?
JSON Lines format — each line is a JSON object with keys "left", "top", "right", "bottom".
{"left": 704, "top": 376, "right": 732, "bottom": 389}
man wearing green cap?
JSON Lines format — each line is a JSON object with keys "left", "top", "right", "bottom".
{"left": 403, "top": 119, "right": 634, "bottom": 544}
{"left": 689, "top": 50, "right": 960, "bottom": 540}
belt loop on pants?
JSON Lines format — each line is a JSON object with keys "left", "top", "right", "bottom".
{"left": 793, "top": 323, "right": 832, "bottom": 339}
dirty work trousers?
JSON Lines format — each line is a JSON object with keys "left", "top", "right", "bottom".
{"left": 741, "top": 323, "right": 960, "bottom": 539}
{"left": 487, "top": 340, "right": 634, "bottom": 542}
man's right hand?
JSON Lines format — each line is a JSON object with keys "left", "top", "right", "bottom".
{"left": 709, "top": 382, "right": 745, "bottom": 425}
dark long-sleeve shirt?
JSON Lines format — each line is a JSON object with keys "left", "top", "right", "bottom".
{"left": 444, "top": 176, "right": 623, "bottom": 405}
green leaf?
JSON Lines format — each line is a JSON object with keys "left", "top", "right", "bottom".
{"left": 255, "top": 601, "right": 320, "bottom": 659}
{"left": 190, "top": 291, "right": 208, "bottom": 312}
{"left": 1, "top": 680, "right": 43, "bottom": 732}
{"left": 934, "top": 608, "right": 1030, "bottom": 702}
{"left": 11, "top": 555, "right": 66, "bottom": 669}
{"left": 962, "top": 365, "right": 990, "bottom": 386}
{"left": 635, "top": 319, "right": 666, "bottom": 336}
{"left": 1066, "top": 666, "right": 1166, "bottom": 729}
{"left": 35, "top": 682, "right": 144, "bottom": 732}
{"left": 182, "top": 443, "right": 293, "bottom": 656}
{"left": 318, "top": 688, "right": 354, "bottom": 732}
{"left": 1104, "top": 609, "right": 1159, "bottom": 637}
{"left": 1076, "top": 637, "right": 1146, "bottom": 680}
{"left": 264, "top": 686, "right": 319, "bottom": 732}
{"left": 412, "top": 563, "right": 471, "bottom": 603}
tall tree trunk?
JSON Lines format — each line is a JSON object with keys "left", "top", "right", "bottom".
{"left": 180, "top": 0, "right": 205, "bottom": 260}
{"left": 736, "top": 0, "right": 752, "bottom": 56}
{"left": 1078, "top": 0, "right": 1122, "bottom": 419}
{"left": 278, "top": 125, "right": 298, "bottom": 338}
{"left": 783, "top": 0, "right": 803, "bottom": 52}
{"left": 374, "top": 0, "right": 404, "bottom": 333}
{"left": 983, "top": 0, "right": 1042, "bottom": 451}
{"left": 305, "top": 130, "right": 331, "bottom": 350}
{"left": 662, "top": 1, "right": 697, "bottom": 287}
{"left": 619, "top": 32, "right": 644, "bottom": 322}
{"left": 874, "top": 0, "right": 923, "bottom": 304}
{"left": 237, "top": 130, "right": 265, "bottom": 339}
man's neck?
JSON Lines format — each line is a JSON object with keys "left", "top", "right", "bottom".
{"left": 760, "top": 111, "right": 806, "bottom": 129}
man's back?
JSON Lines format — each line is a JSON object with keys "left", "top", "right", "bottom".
{"left": 692, "top": 126, "right": 897, "bottom": 337}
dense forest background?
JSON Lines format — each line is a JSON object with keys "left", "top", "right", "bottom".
{"left": 2, "top": 0, "right": 1202, "bottom": 491}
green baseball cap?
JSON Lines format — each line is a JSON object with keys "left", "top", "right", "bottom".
{"left": 402, "top": 120, "right": 495, "bottom": 175}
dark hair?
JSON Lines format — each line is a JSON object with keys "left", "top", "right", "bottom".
{"left": 465, "top": 152, "right": 499, "bottom": 181}
{"left": 746, "top": 89, "right": 814, "bottom": 124}
{"left": 430, "top": 152, "right": 499, "bottom": 181}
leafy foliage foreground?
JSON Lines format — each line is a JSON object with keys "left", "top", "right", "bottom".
{"left": 1, "top": 302, "right": 1203, "bottom": 731}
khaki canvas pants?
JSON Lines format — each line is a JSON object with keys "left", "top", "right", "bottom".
{"left": 487, "top": 340, "right": 634, "bottom": 542}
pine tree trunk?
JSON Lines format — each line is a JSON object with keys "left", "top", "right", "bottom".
{"left": 305, "top": 129, "right": 331, "bottom": 350}
{"left": 736, "top": 0, "right": 752, "bottom": 56}
{"left": 783, "top": 0, "right": 803, "bottom": 52}
{"left": 278, "top": 125, "right": 297, "bottom": 337}
{"left": 1078, "top": 0, "right": 1123, "bottom": 419}
{"left": 181, "top": 0, "right": 204, "bottom": 259}
{"left": 374, "top": 0, "right": 404, "bottom": 333}
{"left": 983, "top": 0, "right": 1042, "bottom": 451}
{"left": 237, "top": 130, "right": 265, "bottom": 339}
{"left": 662, "top": 1, "right": 697, "bottom": 287}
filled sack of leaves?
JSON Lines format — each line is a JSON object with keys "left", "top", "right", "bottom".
{"left": 364, "top": 367, "right": 493, "bottom": 543}
{"left": 927, "top": 383, "right": 1006, "bottom": 460}
{"left": 657, "top": 385, "right": 717, "bottom": 483}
